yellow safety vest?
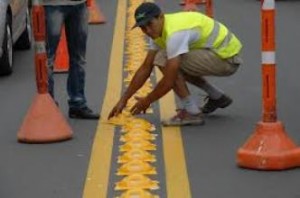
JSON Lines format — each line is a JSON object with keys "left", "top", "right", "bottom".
{"left": 154, "top": 12, "right": 242, "bottom": 59}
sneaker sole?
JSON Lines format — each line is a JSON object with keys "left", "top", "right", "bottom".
{"left": 69, "top": 114, "right": 100, "bottom": 120}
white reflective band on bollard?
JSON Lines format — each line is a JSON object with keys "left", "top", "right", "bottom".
{"left": 262, "top": 51, "right": 276, "bottom": 64}
{"left": 262, "top": 0, "right": 275, "bottom": 10}
{"left": 35, "top": 41, "right": 46, "bottom": 54}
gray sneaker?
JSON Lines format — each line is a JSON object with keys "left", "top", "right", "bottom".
{"left": 161, "top": 109, "right": 205, "bottom": 126}
{"left": 201, "top": 94, "right": 232, "bottom": 114}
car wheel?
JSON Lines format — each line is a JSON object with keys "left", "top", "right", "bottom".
{"left": 15, "top": 7, "right": 32, "bottom": 50}
{"left": 0, "top": 15, "right": 13, "bottom": 76}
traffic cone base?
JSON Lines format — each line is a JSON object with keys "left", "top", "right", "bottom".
{"left": 237, "top": 121, "right": 300, "bottom": 170}
{"left": 88, "top": 0, "right": 106, "bottom": 24}
{"left": 17, "top": 93, "right": 73, "bottom": 143}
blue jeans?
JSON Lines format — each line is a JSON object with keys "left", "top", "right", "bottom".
{"left": 45, "top": 3, "right": 88, "bottom": 109}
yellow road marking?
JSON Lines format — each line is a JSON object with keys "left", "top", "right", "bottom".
{"left": 156, "top": 69, "right": 192, "bottom": 198}
{"left": 82, "top": 0, "right": 126, "bottom": 197}
{"left": 83, "top": 0, "right": 191, "bottom": 196}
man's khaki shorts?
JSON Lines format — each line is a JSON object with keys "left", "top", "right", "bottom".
{"left": 153, "top": 49, "right": 242, "bottom": 77}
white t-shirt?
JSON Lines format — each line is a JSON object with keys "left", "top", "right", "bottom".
{"left": 149, "top": 28, "right": 200, "bottom": 59}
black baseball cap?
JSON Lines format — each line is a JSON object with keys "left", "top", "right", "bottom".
{"left": 132, "top": 2, "right": 162, "bottom": 29}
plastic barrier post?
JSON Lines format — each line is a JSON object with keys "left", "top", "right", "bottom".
{"left": 205, "top": 0, "right": 213, "bottom": 18}
{"left": 236, "top": 0, "right": 300, "bottom": 170}
{"left": 181, "top": 0, "right": 213, "bottom": 16}
{"left": 183, "top": 0, "right": 199, "bottom": 11}
{"left": 17, "top": 0, "right": 73, "bottom": 143}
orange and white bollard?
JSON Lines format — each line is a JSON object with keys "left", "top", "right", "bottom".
{"left": 205, "top": 0, "right": 213, "bottom": 18}
{"left": 236, "top": 0, "right": 300, "bottom": 170}
{"left": 181, "top": 0, "right": 214, "bottom": 18}
{"left": 183, "top": 0, "right": 199, "bottom": 11}
{"left": 31, "top": 0, "right": 48, "bottom": 93}
{"left": 17, "top": 0, "right": 73, "bottom": 143}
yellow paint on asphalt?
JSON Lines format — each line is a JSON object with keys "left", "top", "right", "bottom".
{"left": 82, "top": 0, "right": 126, "bottom": 197}
{"left": 156, "top": 69, "right": 192, "bottom": 198}
{"left": 83, "top": 0, "right": 191, "bottom": 197}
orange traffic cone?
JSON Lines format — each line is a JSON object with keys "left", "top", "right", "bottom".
{"left": 237, "top": 0, "right": 300, "bottom": 170}
{"left": 87, "top": 0, "right": 106, "bottom": 24}
{"left": 18, "top": 93, "right": 73, "bottom": 143}
{"left": 54, "top": 26, "right": 69, "bottom": 73}
{"left": 18, "top": 1, "right": 73, "bottom": 143}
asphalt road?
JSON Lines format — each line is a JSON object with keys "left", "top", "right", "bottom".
{"left": 0, "top": 0, "right": 300, "bottom": 198}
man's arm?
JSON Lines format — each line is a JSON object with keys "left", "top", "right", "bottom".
{"left": 147, "top": 56, "right": 180, "bottom": 102}
{"left": 130, "top": 55, "right": 181, "bottom": 115}
{"left": 122, "top": 50, "right": 157, "bottom": 101}
{"left": 108, "top": 50, "right": 157, "bottom": 118}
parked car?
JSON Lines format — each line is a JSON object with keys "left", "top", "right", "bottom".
{"left": 0, "top": 0, "right": 32, "bottom": 76}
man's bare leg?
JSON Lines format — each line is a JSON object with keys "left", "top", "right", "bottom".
{"left": 158, "top": 66, "right": 200, "bottom": 115}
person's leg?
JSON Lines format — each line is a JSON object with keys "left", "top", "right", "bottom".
{"left": 154, "top": 50, "right": 204, "bottom": 126}
{"left": 181, "top": 73, "right": 224, "bottom": 100}
{"left": 45, "top": 6, "right": 65, "bottom": 98}
{"left": 65, "top": 3, "right": 88, "bottom": 108}
{"left": 65, "top": 3, "right": 99, "bottom": 119}
{"left": 181, "top": 70, "right": 232, "bottom": 114}
{"left": 154, "top": 50, "right": 201, "bottom": 114}
{"left": 158, "top": 66, "right": 200, "bottom": 115}
{"left": 180, "top": 49, "right": 240, "bottom": 77}
{"left": 180, "top": 49, "right": 241, "bottom": 113}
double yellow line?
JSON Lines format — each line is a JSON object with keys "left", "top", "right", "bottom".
{"left": 83, "top": 0, "right": 191, "bottom": 197}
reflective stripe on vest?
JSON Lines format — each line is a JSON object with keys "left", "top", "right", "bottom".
{"left": 204, "top": 21, "right": 220, "bottom": 48}
{"left": 154, "top": 12, "right": 242, "bottom": 59}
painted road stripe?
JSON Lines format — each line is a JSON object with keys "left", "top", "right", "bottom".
{"left": 83, "top": 0, "right": 191, "bottom": 197}
{"left": 150, "top": 2, "right": 191, "bottom": 195}
{"left": 156, "top": 69, "right": 192, "bottom": 198}
{"left": 82, "top": 0, "right": 126, "bottom": 197}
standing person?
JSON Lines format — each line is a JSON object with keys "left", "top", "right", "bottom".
{"left": 108, "top": 2, "right": 242, "bottom": 126}
{"left": 43, "top": 0, "right": 99, "bottom": 119}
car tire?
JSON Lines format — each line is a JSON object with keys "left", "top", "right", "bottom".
{"left": 14, "top": 7, "right": 32, "bottom": 50}
{"left": 0, "top": 14, "right": 13, "bottom": 76}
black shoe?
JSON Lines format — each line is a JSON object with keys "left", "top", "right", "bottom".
{"left": 69, "top": 107, "right": 100, "bottom": 120}
{"left": 201, "top": 94, "right": 233, "bottom": 114}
